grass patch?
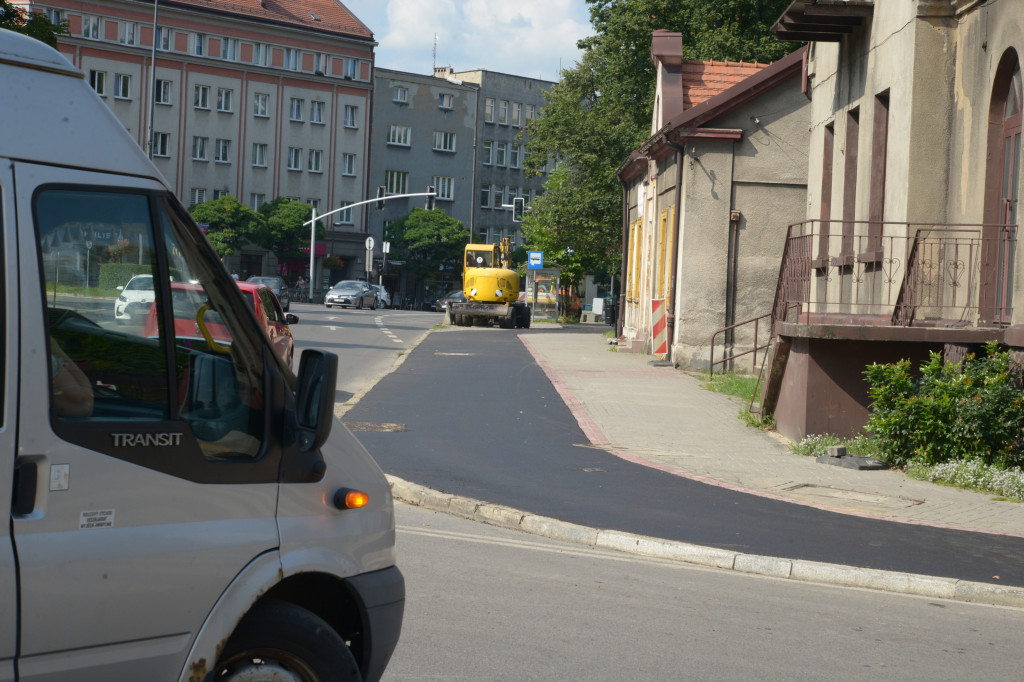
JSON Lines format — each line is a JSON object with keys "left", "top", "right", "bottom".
{"left": 703, "top": 372, "right": 758, "bottom": 401}
{"left": 790, "top": 433, "right": 882, "bottom": 458}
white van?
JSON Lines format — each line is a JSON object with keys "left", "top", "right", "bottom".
{"left": 0, "top": 28, "right": 403, "bottom": 681}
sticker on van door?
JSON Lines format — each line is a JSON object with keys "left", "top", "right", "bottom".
{"left": 79, "top": 509, "right": 115, "bottom": 529}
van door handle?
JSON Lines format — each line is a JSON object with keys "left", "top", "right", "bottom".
{"left": 12, "top": 459, "right": 37, "bottom": 515}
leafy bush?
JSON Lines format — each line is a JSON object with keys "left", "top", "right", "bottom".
{"left": 864, "top": 342, "right": 1024, "bottom": 469}
{"left": 907, "top": 458, "right": 1024, "bottom": 501}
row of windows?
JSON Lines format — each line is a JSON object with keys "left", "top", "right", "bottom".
{"left": 385, "top": 126, "right": 457, "bottom": 152}
{"left": 383, "top": 172, "right": 455, "bottom": 201}
{"left": 481, "top": 140, "right": 523, "bottom": 168}
{"left": 99, "top": 74, "right": 361, "bottom": 127}
{"left": 63, "top": 9, "right": 363, "bottom": 78}
{"left": 483, "top": 98, "right": 538, "bottom": 126}
{"left": 154, "top": 133, "right": 357, "bottom": 175}
{"left": 480, "top": 185, "right": 535, "bottom": 210}
{"left": 390, "top": 86, "right": 456, "bottom": 110}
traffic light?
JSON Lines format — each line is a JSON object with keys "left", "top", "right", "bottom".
{"left": 512, "top": 196, "right": 525, "bottom": 222}
{"left": 425, "top": 185, "right": 436, "bottom": 211}
{"left": 375, "top": 185, "right": 386, "bottom": 210}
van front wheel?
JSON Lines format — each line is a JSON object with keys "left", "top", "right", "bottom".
{"left": 216, "top": 600, "right": 361, "bottom": 682}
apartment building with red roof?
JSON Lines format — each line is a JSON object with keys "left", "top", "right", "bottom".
{"left": 616, "top": 30, "right": 809, "bottom": 369}
{"left": 17, "top": 0, "right": 376, "bottom": 285}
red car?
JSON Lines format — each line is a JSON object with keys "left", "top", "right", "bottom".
{"left": 144, "top": 281, "right": 298, "bottom": 367}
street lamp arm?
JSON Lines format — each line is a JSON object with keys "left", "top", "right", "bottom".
{"left": 303, "top": 192, "right": 438, "bottom": 227}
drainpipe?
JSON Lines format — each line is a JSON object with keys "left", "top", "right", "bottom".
{"left": 617, "top": 182, "right": 629, "bottom": 338}
{"left": 664, "top": 141, "right": 686, "bottom": 365}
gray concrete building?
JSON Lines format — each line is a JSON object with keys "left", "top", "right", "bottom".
{"left": 440, "top": 67, "right": 555, "bottom": 247}
{"left": 368, "top": 68, "right": 479, "bottom": 298}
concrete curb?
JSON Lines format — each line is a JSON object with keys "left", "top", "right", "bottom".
{"left": 387, "top": 475, "right": 1024, "bottom": 610}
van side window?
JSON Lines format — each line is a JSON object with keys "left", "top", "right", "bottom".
{"left": 34, "top": 189, "right": 267, "bottom": 461}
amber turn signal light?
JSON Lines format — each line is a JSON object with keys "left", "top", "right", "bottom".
{"left": 333, "top": 488, "right": 369, "bottom": 510}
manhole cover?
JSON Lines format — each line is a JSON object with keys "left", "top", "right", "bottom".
{"left": 344, "top": 422, "right": 407, "bottom": 432}
{"left": 784, "top": 483, "right": 923, "bottom": 511}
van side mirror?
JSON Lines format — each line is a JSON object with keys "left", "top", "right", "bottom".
{"left": 295, "top": 349, "right": 338, "bottom": 452}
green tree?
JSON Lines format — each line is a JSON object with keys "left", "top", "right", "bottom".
{"left": 523, "top": 0, "right": 795, "bottom": 279}
{"left": 0, "top": 0, "right": 69, "bottom": 47}
{"left": 254, "top": 197, "right": 324, "bottom": 261}
{"left": 190, "top": 196, "right": 264, "bottom": 258}
{"left": 385, "top": 208, "right": 469, "bottom": 284}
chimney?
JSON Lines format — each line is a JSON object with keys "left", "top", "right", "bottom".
{"left": 650, "top": 30, "right": 685, "bottom": 134}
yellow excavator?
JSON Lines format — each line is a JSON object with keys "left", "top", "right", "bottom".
{"left": 449, "top": 237, "right": 530, "bottom": 328}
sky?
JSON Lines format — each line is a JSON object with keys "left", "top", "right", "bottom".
{"left": 340, "top": 0, "right": 593, "bottom": 82}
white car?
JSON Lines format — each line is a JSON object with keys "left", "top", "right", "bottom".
{"left": 113, "top": 274, "right": 155, "bottom": 323}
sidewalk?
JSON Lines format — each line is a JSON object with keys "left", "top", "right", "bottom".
{"left": 385, "top": 328, "right": 1024, "bottom": 608}
{"left": 519, "top": 331, "right": 1024, "bottom": 538}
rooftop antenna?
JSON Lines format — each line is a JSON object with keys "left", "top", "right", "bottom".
{"left": 433, "top": 33, "right": 437, "bottom": 71}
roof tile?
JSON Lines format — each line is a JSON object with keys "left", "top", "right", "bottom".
{"left": 680, "top": 59, "right": 767, "bottom": 109}
{"left": 164, "top": 0, "right": 373, "bottom": 39}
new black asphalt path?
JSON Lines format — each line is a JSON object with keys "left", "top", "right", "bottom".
{"left": 344, "top": 327, "right": 1024, "bottom": 587}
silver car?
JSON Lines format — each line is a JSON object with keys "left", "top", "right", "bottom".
{"left": 372, "top": 284, "right": 392, "bottom": 309}
{"left": 324, "top": 280, "right": 376, "bottom": 309}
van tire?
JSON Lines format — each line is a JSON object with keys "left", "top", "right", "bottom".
{"left": 216, "top": 600, "right": 362, "bottom": 682}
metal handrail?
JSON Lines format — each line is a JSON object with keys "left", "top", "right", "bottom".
{"left": 709, "top": 312, "right": 772, "bottom": 377}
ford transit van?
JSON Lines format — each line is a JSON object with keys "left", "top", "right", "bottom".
{"left": 0, "top": 28, "right": 402, "bottom": 681}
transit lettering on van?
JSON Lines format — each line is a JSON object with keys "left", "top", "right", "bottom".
{"left": 0, "top": 27, "right": 403, "bottom": 682}
{"left": 111, "top": 432, "right": 184, "bottom": 447}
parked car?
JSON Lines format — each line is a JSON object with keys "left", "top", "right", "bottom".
{"left": 372, "top": 284, "right": 392, "bottom": 309}
{"left": 144, "top": 281, "right": 298, "bottom": 367}
{"left": 325, "top": 280, "right": 376, "bottom": 309}
{"left": 113, "top": 273, "right": 155, "bottom": 323}
{"left": 246, "top": 275, "right": 291, "bottom": 311}
{"left": 436, "top": 289, "right": 466, "bottom": 312}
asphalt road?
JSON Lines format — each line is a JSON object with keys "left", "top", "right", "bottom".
{"left": 345, "top": 327, "right": 1024, "bottom": 587}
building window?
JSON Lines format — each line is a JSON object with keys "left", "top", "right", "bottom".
{"left": 113, "top": 74, "right": 130, "bottom": 100}
{"left": 250, "top": 193, "right": 265, "bottom": 210}
{"left": 493, "top": 184, "right": 503, "bottom": 208}
{"left": 341, "top": 153, "right": 356, "bottom": 176}
{"left": 498, "top": 100, "right": 508, "bottom": 125}
{"left": 119, "top": 22, "right": 137, "bottom": 46}
{"left": 213, "top": 189, "right": 228, "bottom": 200}
{"left": 438, "top": 93, "right": 453, "bottom": 109}
{"left": 310, "top": 100, "right": 324, "bottom": 124}
{"left": 337, "top": 201, "right": 354, "bottom": 224}
{"left": 387, "top": 125, "right": 411, "bottom": 146}
{"left": 344, "top": 105, "right": 358, "bottom": 128}
{"left": 525, "top": 104, "right": 535, "bottom": 121}
{"left": 44, "top": 8, "right": 63, "bottom": 25}
{"left": 343, "top": 58, "right": 357, "bottom": 79}
{"left": 154, "top": 79, "right": 172, "bottom": 105}
{"left": 215, "top": 139, "right": 231, "bottom": 163}
{"left": 433, "top": 131, "right": 456, "bottom": 152}
{"left": 153, "top": 132, "right": 169, "bottom": 157}
{"left": 510, "top": 143, "right": 521, "bottom": 168}
{"left": 81, "top": 15, "right": 99, "bottom": 39}
{"left": 480, "top": 184, "right": 490, "bottom": 209}
{"left": 193, "top": 33, "right": 205, "bottom": 56}
{"left": 385, "top": 170, "right": 408, "bottom": 194}
{"left": 287, "top": 147, "right": 301, "bottom": 171}
{"left": 252, "top": 143, "right": 267, "bottom": 167}
{"left": 433, "top": 176, "right": 453, "bottom": 201}
{"left": 484, "top": 97, "right": 494, "bottom": 123}
{"left": 289, "top": 98, "right": 303, "bottom": 121}
{"left": 156, "top": 26, "right": 171, "bottom": 51}
{"left": 89, "top": 70, "right": 106, "bottom": 96}
{"left": 511, "top": 102, "right": 522, "bottom": 127}
{"left": 308, "top": 149, "right": 323, "bottom": 173}
{"left": 252, "top": 43, "right": 269, "bottom": 66}
{"left": 190, "top": 188, "right": 207, "bottom": 206}
{"left": 194, "top": 85, "right": 210, "bottom": 109}
{"left": 393, "top": 86, "right": 408, "bottom": 103}
{"left": 496, "top": 142, "right": 507, "bottom": 167}
{"left": 312, "top": 53, "right": 327, "bottom": 75}
{"left": 221, "top": 38, "right": 237, "bottom": 61}
{"left": 482, "top": 140, "right": 493, "bottom": 165}
{"left": 217, "top": 88, "right": 233, "bottom": 113}
{"left": 192, "top": 136, "right": 208, "bottom": 161}
{"left": 284, "top": 48, "right": 299, "bottom": 71}
{"left": 253, "top": 93, "right": 269, "bottom": 118}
